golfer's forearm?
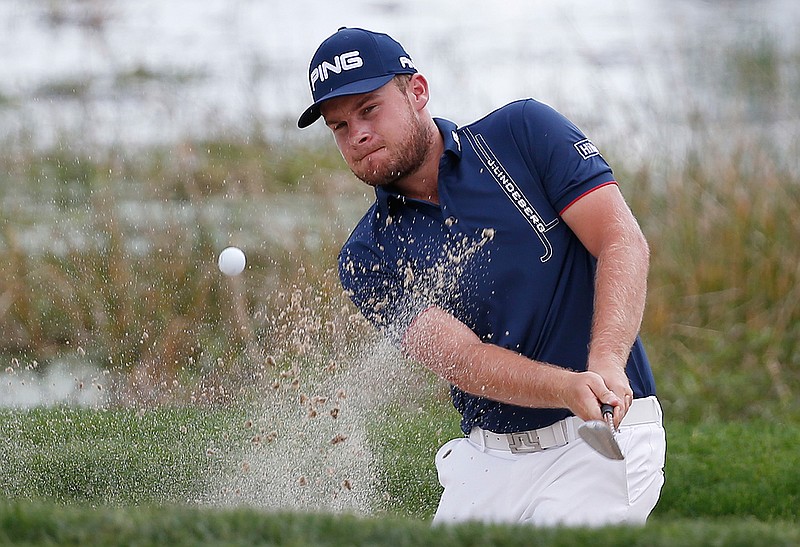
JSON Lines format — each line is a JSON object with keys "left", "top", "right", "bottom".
{"left": 402, "top": 306, "right": 575, "bottom": 408}
{"left": 588, "top": 226, "right": 649, "bottom": 370}
{"left": 452, "top": 342, "right": 576, "bottom": 408}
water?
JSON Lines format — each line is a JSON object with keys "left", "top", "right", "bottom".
{"left": 0, "top": 360, "right": 109, "bottom": 408}
{"left": 1, "top": 0, "right": 798, "bottom": 171}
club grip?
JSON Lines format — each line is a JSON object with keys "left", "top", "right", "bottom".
{"left": 600, "top": 403, "right": 615, "bottom": 417}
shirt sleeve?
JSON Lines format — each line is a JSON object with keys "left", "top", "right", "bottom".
{"left": 338, "top": 239, "right": 427, "bottom": 346}
{"left": 518, "top": 99, "right": 615, "bottom": 214}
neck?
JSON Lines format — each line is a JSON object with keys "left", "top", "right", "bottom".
{"left": 392, "top": 123, "right": 444, "bottom": 205}
{"left": 394, "top": 173, "right": 439, "bottom": 204}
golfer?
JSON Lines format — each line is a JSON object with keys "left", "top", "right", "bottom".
{"left": 298, "top": 27, "right": 666, "bottom": 527}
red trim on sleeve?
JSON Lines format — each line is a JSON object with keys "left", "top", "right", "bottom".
{"left": 559, "top": 181, "right": 618, "bottom": 215}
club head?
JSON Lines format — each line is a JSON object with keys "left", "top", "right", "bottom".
{"left": 578, "top": 420, "right": 625, "bottom": 460}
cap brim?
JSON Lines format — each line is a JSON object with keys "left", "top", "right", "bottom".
{"left": 297, "top": 74, "right": 396, "bottom": 128}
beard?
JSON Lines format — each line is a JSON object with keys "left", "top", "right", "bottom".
{"left": 351, "top": 111, "right": 435, "bottom": 188}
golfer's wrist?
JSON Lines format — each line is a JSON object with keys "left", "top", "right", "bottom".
{"left": 586, "top": 352, "right": 628, "bottom": 374}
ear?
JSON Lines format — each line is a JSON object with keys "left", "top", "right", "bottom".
{"left": 408, "top": 73, "right": 431, "bottom": 111}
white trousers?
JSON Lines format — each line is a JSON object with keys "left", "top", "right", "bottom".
{"left": 432, "top": 397, "right": 666, "bottom": 527}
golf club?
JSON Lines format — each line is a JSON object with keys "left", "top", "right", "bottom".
{"left": 578, "top": 403, "right": 624, "bottom": 460}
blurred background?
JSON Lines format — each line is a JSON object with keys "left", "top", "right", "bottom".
{"left": 2, "top": 1, "right": 798, "bottom": 161}
{"left": 0, "top": 0, "right": 798, "bottom": 421}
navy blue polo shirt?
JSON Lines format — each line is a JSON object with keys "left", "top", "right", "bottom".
{"left": 338, "top": 99, "right": 656, "bottom": 435}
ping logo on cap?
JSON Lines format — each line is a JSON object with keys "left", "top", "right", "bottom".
{"left": 310, "top": 50, "right": 364, "bottom": 92}
{"left": 399, "top": 56, "right": 415, "bottom": 70}
{"left": 298, "top": 28, "right": 418, "bottom": 128}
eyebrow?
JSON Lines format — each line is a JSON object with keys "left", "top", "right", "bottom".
{"left": 323, "top": 90, "right": 381, "bottom": 126}
{"left": 352, "top": 92, "right": 377, "bottom": 110}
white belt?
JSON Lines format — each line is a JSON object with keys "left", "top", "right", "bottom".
{"left": 469, "top": 396, "right": 662, "bottom": 454}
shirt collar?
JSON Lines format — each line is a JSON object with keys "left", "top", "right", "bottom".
{"left": 434, "top": 117, "right": 462, "bottom": 159}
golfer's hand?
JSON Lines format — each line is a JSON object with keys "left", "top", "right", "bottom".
{"left": 587, "top": 359, "right": 632, "bottom": 429}
{"left": 564, "top": 371, "right": 624, "bottom": 424}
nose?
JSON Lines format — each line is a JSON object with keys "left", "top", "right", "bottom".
{"left": 348, "top": 120, "right": 371, "bottom": 147}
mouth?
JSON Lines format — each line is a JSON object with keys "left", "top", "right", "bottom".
{"left": 357, "top": 147, "right": 385, "bottom": 163}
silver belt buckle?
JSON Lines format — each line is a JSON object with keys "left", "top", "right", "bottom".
{"left": 506, "top": 430, "right": 543, "bottom": 454}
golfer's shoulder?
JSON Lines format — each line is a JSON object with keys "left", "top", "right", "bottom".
{"left": 466, "top": 98, "right": 559, "bottom": 127}
{"left": 459, "top": 99, "right": 567, "bottom": 148}
{"left": 462, "top": 99, "right": 523, "bottom": 129}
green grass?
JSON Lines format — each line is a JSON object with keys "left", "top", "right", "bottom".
{"left": 1, "top": 501, "right": 799, "bottom": 547}
{"left": 656, "top": 420, "right": 800, "bottom": 521}
{"left": 0, "top": 407, "right": 241, "bottom": 505}
{"left": 1, "top": 407, "right": 798, "bottom": 545}
{"left": 373, "top": 399, "right": 463, "bottom": 519}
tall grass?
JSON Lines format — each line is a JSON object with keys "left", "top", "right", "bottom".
{"left": 1, "top": 133, "right": 798, "bottom": 421}
{"left": 0, "top": 138, "right": 371, "bottom": 405}
{"left": 624, "top": 144, "right": 800, "bottom": 422}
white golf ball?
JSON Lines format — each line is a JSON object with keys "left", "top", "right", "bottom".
{"left": 218, "top": 246, "right": 246, "bottom": 276}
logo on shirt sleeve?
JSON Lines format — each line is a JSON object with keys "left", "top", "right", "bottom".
{"left": 574, "top": 139, "right": 600, "bottom": 160}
